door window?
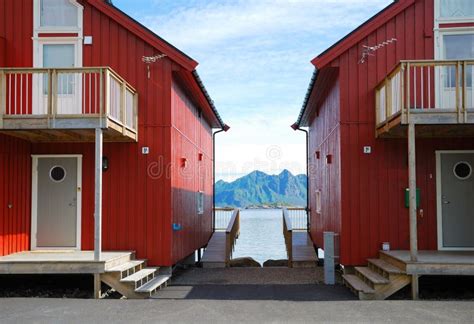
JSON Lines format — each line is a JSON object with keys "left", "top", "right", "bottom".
{"left": 43, "top": 44, "right": 75, "bottom": 95}
{"left": 442, "top": 33, "right": 474, "bottom": 88}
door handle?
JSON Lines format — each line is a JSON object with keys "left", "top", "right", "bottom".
{"left": 443, "top": 201, "right": 450, "bottom": 204}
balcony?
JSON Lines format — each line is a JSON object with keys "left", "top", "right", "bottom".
{"left": 0, "top": 67, "right": 138, "bottom": 142}
{"left": 375, "top": 60, "right": 474, "bottom": 138}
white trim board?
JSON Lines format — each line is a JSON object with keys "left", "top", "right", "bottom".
{"left": 435, "top": 150, "right": 474, "bottom": 251}
{"left": 31, "top": 154, "right": 82, "bottom": 250}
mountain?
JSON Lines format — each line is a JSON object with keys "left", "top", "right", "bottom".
{"left": 215, "top": 169, "right": 307, "bottom": 208}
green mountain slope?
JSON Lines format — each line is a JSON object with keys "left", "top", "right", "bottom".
{"left": 215, "top": 169, "right": 307, "bottom": 208}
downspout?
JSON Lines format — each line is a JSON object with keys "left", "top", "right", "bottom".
{"left": 212, "top": 124, "right": 230, "bottom": 232}
{"left": 291, "top": 123, "right": 310, "bottom": 230}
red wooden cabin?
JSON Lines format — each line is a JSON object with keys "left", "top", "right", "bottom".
{"left": 294, "top": 0, "right": 474, "bottom": 299}
{"left": 0, "top": 0, "right": 226, "bottom": 277}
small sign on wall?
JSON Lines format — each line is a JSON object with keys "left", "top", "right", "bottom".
{"left": 363, "top": 146, "right": 372, "bottom": 154}
{"left": 142, "top": 147, "right": 150, "bottom": 155}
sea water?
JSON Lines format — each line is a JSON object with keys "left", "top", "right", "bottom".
{"left": 232, "top": 209, "right": 287, "bottom": 264}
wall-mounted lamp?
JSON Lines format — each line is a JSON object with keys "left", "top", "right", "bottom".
{"left": 315, "top": 151, "right": 320, "bottom": 159}
{"left": 198, "top": 153, "right": 203, "bottom": 161}
{"left": 102, "top": 156, "right": 109, "bottom": 172}
{"left": 181, "top": 157, "right": 188, "bottom": 168}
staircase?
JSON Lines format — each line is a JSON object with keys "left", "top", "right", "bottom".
{"left": 343, "top": 252, "right": 411, "bottom": 300}
{"left": 101, "top": 256, "right": 171, "bottom": 299}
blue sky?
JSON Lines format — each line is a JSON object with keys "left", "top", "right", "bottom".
{"left": 114, "top": 0, "right": 392, "bottom": 181}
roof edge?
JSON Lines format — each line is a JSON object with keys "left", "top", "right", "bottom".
{"left": 192, "top": 70, "right": 225, "bottom": 129}
{"left": 89, "top": 0, "right": 198, "bottom": 71}
{"left": 311, "top": 0, "right": 414, "bottom": 69}
{"left": 295, "top": 68, "right": 319, "bottom": 127}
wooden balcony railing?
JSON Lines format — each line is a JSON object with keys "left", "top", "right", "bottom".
{"left": 0, "top": 67, "right": 138, "bottom": 140}
{"left": 376, "top": 60, "right": 474, "bottom": 135}
{"left": 225, "top": 209, "right": 240, "bottom": 266}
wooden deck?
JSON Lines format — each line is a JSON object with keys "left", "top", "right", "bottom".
{"left": 201, "top": 232, "right": 227, "bottom": 268}
{"left": 0, "top": 250, "right": 134, "bottom": 274}
{"left": 381, "top": 250, "right": 474, "bottom": 276}
{"left": 201, "top": 209, "right": 240, "bottom": 268}
{"left": 291, "top": 231, "right": 318, "bottom": 267}
{"left": 283, "top": 209, "right": 317, "bottom": 268}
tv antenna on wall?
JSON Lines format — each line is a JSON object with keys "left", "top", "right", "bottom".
{"left": 142, "top": 54, "right": 167, "bottom": 78}
{"left": 359, "top": 38, "right": 397, "bottom": 64}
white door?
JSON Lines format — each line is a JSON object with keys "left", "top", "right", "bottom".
{"left": 32, "top": 155, "right": 82, "bottom": 249}
{"left": 34, "top": 42, "right": 82, "bottom": 115}
{"left": 437, "top": 32, "right": 474, "bottom": 109}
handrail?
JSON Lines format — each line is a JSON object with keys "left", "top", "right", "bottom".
{"left": 225, "top": 209, "right": 240, "bottom": 266}
{"left": 283, "top": 208, "right": 293, "bottom": 267}
{"left": 0, "top": 67, "right": 138, "bottom": 134}
{"left": 375, "top": 59, "right": 474, "bottom": 129}
{"left": 214, "top": 207, "right": 235, "bottom": 231}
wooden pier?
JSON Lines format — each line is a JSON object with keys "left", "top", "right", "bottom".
{"left": 283, "top": 208, "right": 317, "bottom": 268}
{"left": 201, "top": 209, "right": 240, "bottom": 268}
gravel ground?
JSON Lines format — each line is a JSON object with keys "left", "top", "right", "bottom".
{"left": 171, "top": 266, "right": 343, "bottom": 285}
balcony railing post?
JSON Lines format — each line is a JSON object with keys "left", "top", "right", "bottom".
{"left": 120, "top": 81, "right": 126, "bottom": 134}
{"left": 401, "top": 63, "right": 405, "bottom": 117}
{"left": 462, "top": 61, "right": 467, "bottom": 123}
{"left": 104, "top": 69, "right": 111, "bottom": 123}
{"left": 456, "top": 61, "right": 461, "bottom": 123}
{"left": 405, "top": 63, "right": 411, "bottom": 124}
{"left": 386, "top": 77, "right": 392, "bottom": 120}
{"left": 99, "top": 68, "right": 104, "bottom": 121}
{"left": 0, "top": 70, "right": 5, "bottom": 128}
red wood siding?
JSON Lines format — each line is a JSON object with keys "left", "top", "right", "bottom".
{"left": 306, "top": 0, "right": 474, "bottom": 265}
{"left": 308, "top": 78, "right": 341, "bottom": 250}
{"left": 0, "top": 135, "right": 31, "bottom": 256}
{"left": 0, "top": 1, "right": 215, "bottom": 266}
{"left": 171, "top": 79, "right": 213, "bottom": 263}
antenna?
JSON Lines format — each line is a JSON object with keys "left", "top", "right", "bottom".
{"left": 359, "top": 38, "right": 397, "bottom": 64}
{"left": 142, "top": 54, "right": 167, "bottom": 78}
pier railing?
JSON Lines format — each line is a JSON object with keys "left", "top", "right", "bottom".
{"left": 214, "top": 207, "right": 234, "bottom": 231}
{"left": 286, "top": 207, "right": 308, "bottom": 230}
{"left": 283, "top": 208, "right": 293, "bottom": 267}
{"left": 225, "top": 209, "right": 240, "bottom": 266}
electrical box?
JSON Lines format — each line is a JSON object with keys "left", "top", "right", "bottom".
{"left": 405, "top": 188, "right": 421, "bottom": 208}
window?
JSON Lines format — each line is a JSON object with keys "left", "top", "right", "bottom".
{"left": 197, "top": 191, "right": 204, "bottom": 215}
{"left": 49, "top": 166, "right": 67, "bottom": 183}
{"left": 40, "top": 0, "right": 78, "bottom": 27}
{"left": 439, "top": 0, "right": 474, "bottom": 19}
{"left": 453, "top": 161, "right": 472, "bottom": 180}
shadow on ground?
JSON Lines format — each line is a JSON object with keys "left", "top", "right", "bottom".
{"left": 152, "top": 284, "right": 356, "bottom": 301}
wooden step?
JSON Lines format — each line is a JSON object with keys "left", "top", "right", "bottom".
{"left": 343, "top": 274, "right": 375, "bottom": 297}
{"left": 107, "top": 260, "right": 146, "bottom": 278}
{"left": 121, "top": 268, "right": 156, "bottom": 289}
{"left": 355, "top": 266, "right": 389, "bottom": 285}
{"left": 368, "top": 258, "right": 404, "bottom": 275}
{"left": 136, "top": 275, "right": 171, "bottom": 295}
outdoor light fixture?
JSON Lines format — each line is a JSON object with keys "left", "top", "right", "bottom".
{"left": 181, "top": 157, "right": 188, "bottom": 168}
{"left": 102, "top": 156, "right": 109, "bottom": 172}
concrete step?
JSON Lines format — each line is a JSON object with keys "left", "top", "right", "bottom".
{"left": 355, "top": 266, "right": 389, "bottom": 286}
{"left": 343, "top": 274, "right": 375, "bottom": 295}
{"left": 368, "top": 258, "right": 404, "bottom": 276}
{"left": 121, "top": 268, "right": 157, "bottom": 289}
{"left": 136, "top": 275, "right": 171, "bottom": 295}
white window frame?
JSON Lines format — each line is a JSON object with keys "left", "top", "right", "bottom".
{"left": 33, "top": 0, "right": 83, "bottom": 34}
{"left": 434, "top": 0, "right": 474, "bottom": 24}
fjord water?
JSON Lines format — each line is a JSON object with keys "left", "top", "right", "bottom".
{"left": 232, "top": 209, "right": 287, "bottom": 264}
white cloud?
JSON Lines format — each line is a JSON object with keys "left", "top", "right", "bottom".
{"left": 133, "top": 0, "right": 392, "bottom": 180}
